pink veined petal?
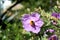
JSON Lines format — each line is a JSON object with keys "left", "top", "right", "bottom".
{"left": 57, "top": 14, "right": 60, "bottom": 19}
{"left": 35, "top": 19, "right": 44, "bottom": 27}
{"left": 23, "top": 24, "right": 32, "bottom": 31}
{"left": 31, "top": 12, "right": 40, "bottom": 18}
{"left": 22, "top": 18, "right": 31, "bottom": 25}
{"left": 52, "top": 12, "right": 58, "bottom": 18}
{"left": 29, "top": 17, "right": 39, "bottom": 22}
{"left": 31, "top": 26, "right": 40, "bottom": 34}
{"left": 48, "top": 35, "right": 58, "bottom": 40}
{"left": 22, "top": 14, "right": 30, "bottom": 18}
{"left": 49, "top": 29, "right": 54, "bottom": 33}
{"left": 21, "top": 14, "right": 30, "bottom": 21}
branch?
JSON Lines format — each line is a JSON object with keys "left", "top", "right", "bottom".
{"left": 1, "top": 0, "right": 23, "bottom": 18}
{"left": 0, "top": 0, "right": 23, "bottom": 29}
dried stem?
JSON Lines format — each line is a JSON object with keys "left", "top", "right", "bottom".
{"left": 1, "top": 0, "right": 23, "bottom": 18}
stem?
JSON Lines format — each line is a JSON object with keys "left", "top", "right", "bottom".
{"left": 36, "top": 33, "right": 42, "bottom": 40}
{"left": 1, "top": 0, "right": 23, "bottom": 18}
{"left": 40, "top": 36, "right": 42, "bottom": 40}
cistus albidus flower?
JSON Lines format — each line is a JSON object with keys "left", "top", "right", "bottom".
{"left": 46, "top": 29, "right": 54, "bottom": 33}
{"left": 51, "top": 12, "right": 60, "bottom": 25}
{"left": 44, "top": 29, "right": 58, "bottom": 40}
{"left": 48, "top": 35, "right": 58, "bottom": 40}
{"left": 21, "top": 12, "right": 44, "bottom": 34}
{"left": 52, "top": 12, "right": 60, "bottom": 19}
{"left": 44, "top": 29, "right": 54, "bottom": 35}
{"left": 44, "top": 29, "right": 54, "bottom": 37}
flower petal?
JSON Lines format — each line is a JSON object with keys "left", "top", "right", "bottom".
{"left": 31, "top": 12, "right": 40, "bottom": 19}
{"left": 48, "top": 35, "right": 58, "bottom": 40}
{"left": 29, "top": 17, "right": 38, "bottom": 22}
{"left": 52, "top": 12, "right": 58, "bottom": 18}
{"left": 35, "top": 19, "right": 44, "bottom": 27}
{"left": 31, "top": 26, "right": 40, "bottom": 34}
{"left": 57, "top": 14, "right": 60, "bottom": 19}
{"left": 22, "top": 18, "right": 30, "bottom": 25}
{"left": 21, "top": 14, "right": 30, "bottom": 21}
{"left": 23, "top": 24, "right": 32, "bottom": 31}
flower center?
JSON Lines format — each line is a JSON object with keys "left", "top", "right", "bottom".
{"left": 30, "top": 20, "right": 35, "bottom": 27}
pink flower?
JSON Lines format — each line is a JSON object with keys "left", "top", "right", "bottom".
{"left": 45, "top": 29, "right": 54, "bottom": 34}
{"left": 21, "top": 12, "right": 44, "bottom": 34}
{"left": 48, "top": 35, "right": 58, "bottom": 40}
{"left": 52, "top": 12, "right": 60, "bottom": 19}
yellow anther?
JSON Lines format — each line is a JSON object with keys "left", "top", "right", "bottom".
{"left": 30, "top": 21, "right": 35, "bottom": 26}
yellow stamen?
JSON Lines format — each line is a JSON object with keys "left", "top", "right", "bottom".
{"left": 30, "top": 21, "right": 35, "bottom": 26}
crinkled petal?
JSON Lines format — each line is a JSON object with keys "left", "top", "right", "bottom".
{"left": 35, "top": 19, "right": 44, "bottom": 27}
{"left": 23, "top": 24, "right": 32, "bottom": 31}
{"left": 21, "top": 14, "right": 30, "bottom": 21}
{"left": 48, "top": 35, "right": 58, "bottom": 40}
{"left": 22, "top": 18, "right": 31, "bottom": 25}
{"left": 52, "top": 12, "right": 58, "bottom": 18}
{"left": 31, "top": 12, "right": 40, "bottom": 19}
{"left": 31, "top": 26, "right": 40, "bottom": 34}
{"left": 49, "top": 29, "right": 54, "bottom": 33}
{"left": 57, "top": 14, "right": 60, "bottom": 19}
{"left": 29, "top": 17, "right": 38, "bottom": 22}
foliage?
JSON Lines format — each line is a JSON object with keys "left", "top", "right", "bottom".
{"left": 0, "top": 0, "right": 60, "bottom": 40}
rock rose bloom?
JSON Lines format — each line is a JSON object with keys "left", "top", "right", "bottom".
{"left": 52, "top": 12, "right": 60, "bottom": 19}
{"left": 48, "top": 35, "right": 58, "bottom": 40}
{"left": 46, "top": 29, "right": 54, "bottom": 33}
{"left": 44, "top": 29, "right": 54, "bottom": 36}
{"left": 44, "top": 29, "right": 54, "bottom": 34}
{"left": 21, "top": 12, "right": 44, "bottom": 34}
{"left": 51, "top": 12, "right": 60, "bottom": 25}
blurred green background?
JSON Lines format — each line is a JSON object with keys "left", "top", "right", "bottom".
{"left": 0, "top": 0, "right": 60, "bottom": 40}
